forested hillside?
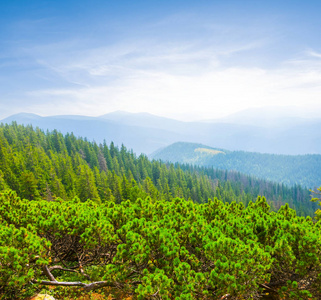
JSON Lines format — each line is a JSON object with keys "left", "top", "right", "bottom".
{"left": 3, "top": 110, "right": 321, "bottom": 155}
{"left": 0, "top": 123, "right": 320, "bottom": 299}
{"left": 151, "top": 142, "right": 321, "bottom": 189}
{"left": 0, "top": 123, "right": 316, "bottom": 216}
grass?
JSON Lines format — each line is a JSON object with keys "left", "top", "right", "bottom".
{"left": 194, "top": 148, "right": 225, "bottom": 156}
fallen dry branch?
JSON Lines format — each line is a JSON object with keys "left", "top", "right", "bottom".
{"left": 32, "top": 279, "right": 114, "bottom": 291}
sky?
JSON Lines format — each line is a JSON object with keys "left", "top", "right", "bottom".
{"left": 1, "top": 0, "right": 321, "bottom": 121}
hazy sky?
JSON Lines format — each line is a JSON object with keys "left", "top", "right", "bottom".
{"left": 1, "top": 0, "right": 321, "bottom": 121}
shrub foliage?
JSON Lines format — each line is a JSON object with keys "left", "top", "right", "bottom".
{"left": 0, "top": 123, "right": 320, "bottom": 299}
{"left": 0, "top": 190, "right": 320, "bottom": 299}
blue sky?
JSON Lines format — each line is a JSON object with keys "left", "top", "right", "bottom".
{"left": 1, "top": 0, "right": 321, "bottom": 120}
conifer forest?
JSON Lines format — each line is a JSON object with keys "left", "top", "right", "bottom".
{"left": 0, "top": 123, "right": 320, "bottom": 299}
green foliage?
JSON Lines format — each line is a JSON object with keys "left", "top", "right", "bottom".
{"left": 0, "top": 123, "right": 320, "bottom": 299}
{"left": 151, "top": 141, "right": 321, "bottom": 189}
{"left": 0, "top": 192, "right": 50, "bottom": 299}
{"left": 0, "top": 123, "right": 315, "bottom": 216}
{"left": 0, "top": 189, "right": 320, "bottom": 299}
{"left": 311, "top": 186, "right": 321, "bottom": 219}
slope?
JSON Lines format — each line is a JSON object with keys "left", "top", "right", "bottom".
{"left": 150, "top": 142, "right": 321, "bottom": 189}
{"left": 2, "top": 109, "right": 321, "bottom": 155}
{"left": 0, "top": 123, "right": 315, "bottom": 216}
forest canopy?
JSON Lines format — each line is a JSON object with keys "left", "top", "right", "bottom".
{"left": 0, "top": 122, "right": 316, "bottom": 216}
{"left": 0, "top": 123, "right": 320, "bottom": 299}
{"left": 150, "top": 142, "right": 321, "bottom": 189}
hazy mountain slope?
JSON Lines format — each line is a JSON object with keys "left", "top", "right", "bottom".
{"left": 99, "top": 110, "right": 188, "bottom": 132}
{"left": 2, "top": 109, "right": 321, "bottom": 155}
{"left": 0, "top": 123, "right": 316, "bottom": 216}
{"left": 1, "top": 113, "right": 185, "bottom": 155}
{"left": 1, "top": 113, "right": 263, "bottom": 154}
{"left": 150, "top": 142, "right": 321, "bottom": 188}
{"left": 207, "top": 106, "right": 321, "bottom": 127}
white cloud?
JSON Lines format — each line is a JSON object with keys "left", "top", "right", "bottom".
{"left": 10, "top": 34, "right": 321, "bottom": 121}
{"left": 307, "top": 50, "right": 321, "bottom": 59}
{"left": 28, "top": 60, "right": 321, "bottom": 120}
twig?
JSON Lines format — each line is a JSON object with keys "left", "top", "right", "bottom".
{"left": 42, "top": 265, "right": 56, "bottom": 282}
{"left": 49, "top": 265, "right": 77, "bottom": 273}
{"left": 32, "top": 279, "right": 115, "bottom": 291}
{"left": 259, "top": 283, "right": 277, "bottom": 293}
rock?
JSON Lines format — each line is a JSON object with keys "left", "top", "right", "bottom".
{"left": 30, "top": 294, "right": 55, "bottom": 300}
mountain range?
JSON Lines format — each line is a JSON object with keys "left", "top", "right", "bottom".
{"left": 150, "top": 142, "right": 321, "bottom": 189}
{"left": 2, "top": 108, "right": 321, "bottom": 156}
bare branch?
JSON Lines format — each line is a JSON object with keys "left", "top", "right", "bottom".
{"left": 49, "top": 265, "right": 77, "bottom": 273}
{"left": 259, "top": 283, "right": 277, "bottom": 293}
{"left": 152, "top": 289, "right": 159, "bottom": 297}
{"left": 32, "top": 280, "right": 85, "bottom": 287}
{"left": 42, "top": 265, "right": 56, "bottom": 282}
{"left": 79, "top": 265, "right": 92, "bottom": 281}
{"left": 32, "top": 279, "right": 115, "bottom": 291}
{"left": 82, "top": 281, "right": 114, "bottom": 291}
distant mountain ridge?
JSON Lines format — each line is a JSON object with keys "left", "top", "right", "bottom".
{"left": 205, "top": 106, "right": 321, "bottom": 127}
{"left": 1, "top": 108, "right": 321, "bottom": 155}
{"left": 1, "top": 112, "right": 183, "bottom": 155}
{"left": 150, "top": 142, "right": 321, "bottom": 188}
